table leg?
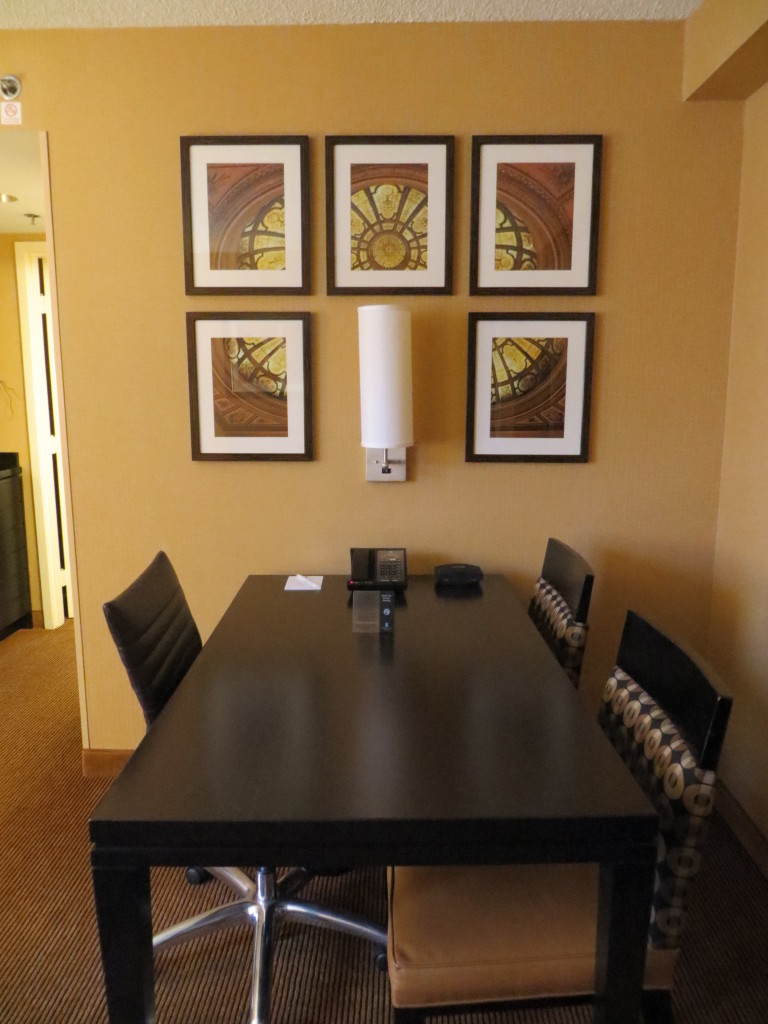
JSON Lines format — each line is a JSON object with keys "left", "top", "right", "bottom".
{"left": 92, "top": 859, "right": 155, "bottom": 1024}
{"left": 594, "top": 851, "right": 656, "bottom": 1024}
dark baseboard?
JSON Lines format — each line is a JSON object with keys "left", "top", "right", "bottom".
{"left": 717, "top": 783, "right": 768, "bottom": 881}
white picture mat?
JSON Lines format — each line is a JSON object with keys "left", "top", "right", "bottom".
{"left": 333, "top": 143, "right": 448, "bottom": 288}
{"left": 195, "top": 318, "right": 306, "bottom": 454}
{"left": 477, "top": 143, "right": 595, "bottom": 289}
{"left": 473, "top": 319, "right": 587, "bottom": 457}
{"left": 189, "top": 144, "right": 304, "bottom": 288}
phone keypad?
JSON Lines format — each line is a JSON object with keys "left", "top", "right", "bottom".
{"left": 378, "top": 560, "right": 400, "bottom": 580}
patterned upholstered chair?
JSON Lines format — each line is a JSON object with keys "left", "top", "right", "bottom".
{"left": 528, "top": 537, "right": 594, "bottom": 686}
{"left": 387, "top": 610, "right": 732, "bottom": 1024}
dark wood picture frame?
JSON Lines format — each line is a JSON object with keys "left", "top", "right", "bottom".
{"left": 325, "top": 135, "right": 454, "bottom": 295}
{"left": 466, "top": 312, "right": 594, "bottom": 463}
{"left": 469, "top": 135, "right": 602, "bottom": 296}
{"left": 186, "top": 312, "right": 313, "bottom": 461}
{"left": 180, "top": 135, "right": 310, "bottom": 295}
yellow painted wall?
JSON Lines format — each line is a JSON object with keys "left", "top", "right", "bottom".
{"left": 0, "top": 24, "right": 742, "bottom": 752}
{"left": 709, "top": 79, "right": 768, "bottom": 838}
{"left": 0, "top": 232, "right": 43, "bottom": 609}
{"left": 684, "top": 0, "right": 768, "bottom": 99}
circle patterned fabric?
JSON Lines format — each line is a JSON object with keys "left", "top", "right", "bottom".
{"left": 599, "top": 668, "right": 718, "bottom": 950}
{"left": 529, "top": 577, "right": 588, "bottom": 687}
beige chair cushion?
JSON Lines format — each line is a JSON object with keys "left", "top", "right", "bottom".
{"left": 387, "top": 864, "right": 677, "bottom": 1010}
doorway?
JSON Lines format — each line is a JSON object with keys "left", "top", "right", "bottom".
{"left": 1, "top": 131, "right": 74, "bottom": 629}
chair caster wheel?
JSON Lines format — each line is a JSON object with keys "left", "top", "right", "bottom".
{"left": 185, "top": 866, "right": 212, "bottom": 886}
{"left": 375, "top": 948, "right": 388, "bottom": 972}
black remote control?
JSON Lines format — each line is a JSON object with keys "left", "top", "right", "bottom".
{"left": 379, "top": 590, "right": 395, "bottom": 633}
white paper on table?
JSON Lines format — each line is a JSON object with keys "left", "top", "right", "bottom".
{"left": 284, "top": 575, "right": 323, "bottom": 591}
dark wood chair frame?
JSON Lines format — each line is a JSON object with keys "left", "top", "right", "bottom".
{"left": 532, "top": 536, "right": 595, "bottom": 623}
{"left": 391, "top": 610, "right": 733, "bottom": 1024}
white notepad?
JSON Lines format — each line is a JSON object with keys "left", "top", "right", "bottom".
{"left": 284, "top": 575, "right": 323, "bottom": 591}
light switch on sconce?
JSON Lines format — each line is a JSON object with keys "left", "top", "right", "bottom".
{"left": 358, "top": 304, "right": 413, "bottom": 482}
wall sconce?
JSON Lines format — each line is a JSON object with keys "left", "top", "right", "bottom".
{"left": 358, "top": 304, "right": 413, "bottom": 482}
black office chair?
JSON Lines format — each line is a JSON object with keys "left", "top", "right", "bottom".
{"left": 528, "top": 537, "right": 594, "bottom": 685}
{"left": 387, "top": 610, "right": 732, "bottom": 1024}
{"left": 104, "top": 551, "right": 387, "bottom": 1024}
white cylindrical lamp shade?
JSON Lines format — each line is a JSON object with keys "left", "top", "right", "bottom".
{"left": 358, "top": 305, "right": 414, "bottom": 449}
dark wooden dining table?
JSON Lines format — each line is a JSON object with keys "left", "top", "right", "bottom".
{"left": 90, "top": 574, "right": 657, "bottom": 1024}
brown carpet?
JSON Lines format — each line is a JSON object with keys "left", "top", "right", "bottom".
{"left": 1, "top": 623, "right": 767, "bottom": 1023}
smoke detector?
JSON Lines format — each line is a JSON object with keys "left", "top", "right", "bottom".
{"left": 0, "top": 76, "right": 21, "bottom": 101}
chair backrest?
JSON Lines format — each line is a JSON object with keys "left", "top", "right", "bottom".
{"left": 615, "top": 610, "right": 731, "bottom": 771}
{"left": 103, "top": 550, "right": 202, "bottom": 727}
{"left": 539, "top": 537, "right": 594, "bottom": 622}
{"left": 528, "top": 538, "right": 594, "bottom": 686}
{"left": 599, "top": 610, "right": 732, "bottom": 951}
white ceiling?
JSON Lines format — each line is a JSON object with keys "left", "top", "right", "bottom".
{"left": 0, "top": 0, "right": 701, "bottom": 29}
{"left": 0, "top": 0, "right": 702, "bottom": 233}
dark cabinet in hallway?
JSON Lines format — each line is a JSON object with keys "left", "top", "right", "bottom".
{"left": 0, "top": 453, "right": 32, "bottom": 641}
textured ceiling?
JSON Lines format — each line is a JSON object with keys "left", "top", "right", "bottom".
{"left": 0, "top": 0, "right": 702, "bottom": 29}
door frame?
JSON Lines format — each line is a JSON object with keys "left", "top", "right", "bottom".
{"left": 15, "top": 240, "right": 71, "bottom": 628}
{"left": 14, "top": 132, "right": 88, "bottom": 747}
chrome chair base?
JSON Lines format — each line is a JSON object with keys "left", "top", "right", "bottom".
{"left": 154, "top": 866, "right": 387, "bottom": 1024}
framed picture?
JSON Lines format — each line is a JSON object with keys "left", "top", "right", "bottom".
{"left": 470, "top": 135, "right": 602, "bottom": 295}
{"left": 180, "top": 136, "right": 310, "bottom": 294}
{"left": 466, "top": 313, "right": 594, "bottom": 462}
{"left": 186, "top": 312, "right": 313, "bottom": 460}
{"left": 325, "top": 135, "right": 454, "bottom": 294}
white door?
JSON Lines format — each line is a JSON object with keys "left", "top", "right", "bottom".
{"left": 15, "top": 241, "right": 72, "bottom": 628}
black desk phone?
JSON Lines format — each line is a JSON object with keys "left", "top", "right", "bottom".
{"left": 348, "top": 548, "right": 408, "bottom": 591}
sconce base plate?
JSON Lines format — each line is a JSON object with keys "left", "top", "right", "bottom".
{"left": 366, "top": 447, "right": 406, "bottom": 482}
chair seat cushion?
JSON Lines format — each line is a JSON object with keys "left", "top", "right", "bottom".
{"left": 387, "top": 864, "right": 677, "bottom": 1010}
